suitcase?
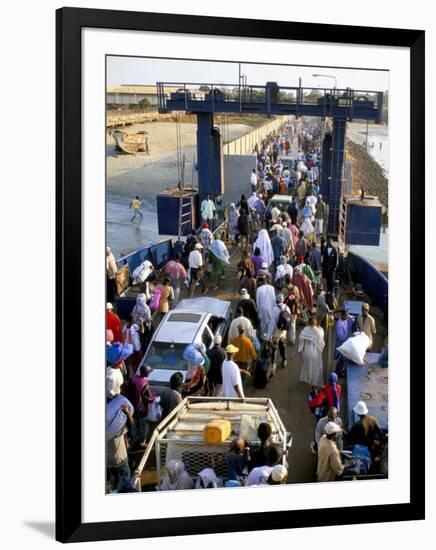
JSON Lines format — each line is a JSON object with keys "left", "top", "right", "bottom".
{"left": 252, "top": 344, "right": 276, "bottom": 389}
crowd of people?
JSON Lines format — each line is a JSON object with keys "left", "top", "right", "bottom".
{"left": 105, "top": 122, "right": 387, "bottom": 492}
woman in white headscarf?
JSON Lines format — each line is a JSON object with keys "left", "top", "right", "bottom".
{"left": 253, "top": 229, "right": 274, "bottom": 267}
{"left": 195, "top": 468, "right": 223, "bottom": 489}
{"left": 132, "top": 293, "right": 151, "bottom": 326}
{"left": 208, "top": 238, "right": 230, "bottom": 290}
{"left": 131, "top": 293, "right": 152, "bottom": 351}
{"left": 160, "top": 459, "right": 195, "bottom": 491}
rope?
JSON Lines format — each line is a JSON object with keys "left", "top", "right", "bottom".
{"left": 175, "top": 112, "right": 183, "bottom": 183}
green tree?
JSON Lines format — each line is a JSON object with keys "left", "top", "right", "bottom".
{"left": 303, "top": 90, "right": 322, "bottom": 103}
{"left": 277, "top": 91, "right": 296, "bottom": 102}
{"left": 139, "top": 97, "right": 151, "bottom": 108}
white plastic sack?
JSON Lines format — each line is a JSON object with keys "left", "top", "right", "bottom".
{"left": 336, "top": 332, "right": 370, "bottom": 365}
{"left": 147, "top": 396, "right": 163, "bottom": 423}
{"left": 132, "top": 260, "right": 154, "bottom": 284}
{"left": 239, "top": 414, "right": 265, "bottom": 442}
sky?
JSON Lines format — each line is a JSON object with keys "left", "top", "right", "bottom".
{"left": 107, "top": 56, "right": 389, "bottom": 92}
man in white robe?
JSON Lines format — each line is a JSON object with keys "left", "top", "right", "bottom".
{"left": 228, "top": 307, "right": 255, "bottom": 341}
{"left": 298, "top": 318, "right": 325, "bottom": 386}
{"left": 200, "top": 194, "right": 216, "bottom": 229}
{"left": 256, "top": 278, "right": 277, "bottom": 340}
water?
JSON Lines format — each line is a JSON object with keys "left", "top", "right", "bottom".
{"left": 348, "top": 123, "right": 389, "bottom": 177}
{"left": 107, "top": 194, "right": 173, "bottom": 258}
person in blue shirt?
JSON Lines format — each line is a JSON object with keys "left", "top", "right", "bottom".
{"left": 254, "top": 194, "right": 266, "bottom": 223}
{"left": 335, "top": 310, "right": 355, "bottom": 376}
{"left": 270, "top": 229, "right": 285, "bottom": 269}
{"left": 225, "top": 437, "right": 250, "bottom": 482}
{"left": 309, "top": 241, "right": 322, "bottom": 283}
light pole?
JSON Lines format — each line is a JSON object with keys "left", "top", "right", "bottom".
{"left": 238, "top": 63, "right": 242, "bottom": 112}
{"left": 313, "top": 74, "right": 337, "bottom": 140}
{"left": 238, "top": 63, "right": 247, "bottom": 103}
{"left": 312, "top": 73, "right": 337, "bottom": 89}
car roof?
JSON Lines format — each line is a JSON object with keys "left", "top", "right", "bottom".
{"left": 269, "top": 194, "right": 294, "bottom": 204}
{"left": 176, "top": 297, "right": 231, "bottom": 318}
{"left": 154, "top": 310, "right": 208, "bottom": 343}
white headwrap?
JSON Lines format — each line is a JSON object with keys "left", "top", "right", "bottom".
{"left": 209, "top": 239, "right": 230, "bottom": 264}
{"left": 195, "top": 468, "right": 223, "bottom": 489}
{"left": 160, "top": 459, "right": 194, "bottom": 491}
{"left": 253, "top": 229, "right": 274, "bottom": 266}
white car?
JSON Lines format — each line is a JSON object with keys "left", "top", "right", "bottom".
{"left": 141, "top": 297, "right": 232, "bottom": 387}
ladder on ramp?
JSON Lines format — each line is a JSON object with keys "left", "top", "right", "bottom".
{"left": 178, "top": 155, "right": 193, "bottom": 239}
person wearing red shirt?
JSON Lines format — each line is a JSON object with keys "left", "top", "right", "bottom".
{"left": 106, "top": 302, "right": 122, "bottom": 343}
{"left": 308, "top": 371, "right": 341, "bottom": 411}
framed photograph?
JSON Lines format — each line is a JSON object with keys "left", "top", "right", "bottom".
{"left": 56, "top": 7, "right": 425, "bottom": 543}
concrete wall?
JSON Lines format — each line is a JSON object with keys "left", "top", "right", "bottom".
{"left": 223, "top": 154, "right": 257, "bottom": 204}
{"left": 106, "top": 110, "right": 182, "bottom": 128}
{"left": 223, "top": 115, "right": 290, "bottom": 155}
{"left": 107, "top": 93, "right": 158, "bottom": 106}
{"left": 221, "top": 115, "right": 291, "bottom": 204}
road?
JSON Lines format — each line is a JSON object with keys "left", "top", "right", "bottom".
{"left": 203, "top": 245, "right": 329, "bottom": 484}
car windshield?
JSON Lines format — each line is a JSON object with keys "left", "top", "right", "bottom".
{"left": 144, "top": 341, "right": 187, "bottom": 371}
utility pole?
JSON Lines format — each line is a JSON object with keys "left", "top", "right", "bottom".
{"left": 238, "top": 63, "right": 242, "bottom": 114}
{"left": 365, "top": 119, "right": 369, "bottom": 152}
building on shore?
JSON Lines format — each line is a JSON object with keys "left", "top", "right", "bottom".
{"left": 107, "top": 84, "right": 205, "bottom": 107}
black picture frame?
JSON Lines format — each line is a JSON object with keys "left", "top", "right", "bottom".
{"left": 56, "top": 7, "right": 425, "bottom": 543}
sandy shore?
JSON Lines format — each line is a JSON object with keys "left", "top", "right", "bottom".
{"left": 106, "top": 121, "right": 255, "bottom": 255}
{"left": 107, "top": 121, "right": 254, "bottom": 196}
{"left": 346, "top": 138, "right": 389, "bottom": 208}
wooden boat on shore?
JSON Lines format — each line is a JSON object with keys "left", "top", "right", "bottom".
{"left": 113, "top": 129, "right": 149, "bottom": 154}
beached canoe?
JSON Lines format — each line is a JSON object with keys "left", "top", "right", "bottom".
{"left": 113, "top": 129, "right": 148, "bottom": 154}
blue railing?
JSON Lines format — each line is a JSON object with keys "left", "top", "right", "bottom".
{"left": 347, "top": 252, "right": 388, "bottom": 320}
{"left": 117, "top": 219, "right": 228, "bottom": 276}
{"left": 117, "top": 237, "right": 175, "bottom": 274}
{"left": 156, "top": 81, "right": 383, "bottom": 122}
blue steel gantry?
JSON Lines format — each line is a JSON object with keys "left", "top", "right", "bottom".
{"left": 156, "top": 81, "right": 383, "bottom": 238}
